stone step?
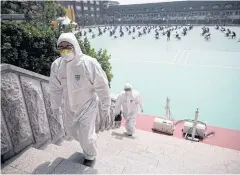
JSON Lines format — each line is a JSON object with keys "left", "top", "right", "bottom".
{"left": 42, "top": 136, "right": 165, "bottom": 173}
{"left": 43, "top": 143, "right": 124, "bottom": 174}
{"left": 43, "top": 127, "right": 240, "bottom": 174}
{"left": 1, "top": 147, "right": 97, "bottom": 174}
{"left": 43, "top": 140, "right": 83, "bottom": 159}
{"left": 50, "top": 159, "right": 97, "bottom": 174}
{"left": 44, "top": 141, "right": 162, "bottom": 174}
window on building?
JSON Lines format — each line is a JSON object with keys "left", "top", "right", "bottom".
{"left": 96, "top": 8, "right": 100, "bottom": 11}
{"left": 83, "top": 1, "right": 87, "bottom": 3}
{"left": 225, "top": 4, "right": 233, "bottom": 8}
{"left": 235, "top": 11, "right": 238, "bottom": 15}
{"left": 76, "top": 6, "right": 81, "bottom": 10}
{"left": 189, "top": 7, "right": 192, "bottom": 10}
{"left": 68, "top": 5, "right": 71, "bottom": 9}
{"left": 200, "top": 6, "right": 205, "bottom": 9}
{"left": 90, "top": 7, "right": 94, "bottom": 11}
{"left": 84, "top": 6, "right": 88, "bottom": 10}
{"left": 161, "top": 8, "right": 164, "bottom": 11}
{"left": 90, "top": 1, "right": 94, "bottom": 4}
{"left": 229, "top": 12, "right": 233, "bottom": 15}
{"left": 213, "top": 4, "right": 220, "bottom": 9}
{"left": 96, "top": 1, "right": 99, "bottom": 5}
{"left": 91, "top": 14, "right": 94, "bottom": 17}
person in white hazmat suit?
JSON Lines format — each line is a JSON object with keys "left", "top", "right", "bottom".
{"left": 115, "top": 83, "right": 144, "bottom": 136}
{"left": 49, "top": 33, "right": 111, "bottom": 167}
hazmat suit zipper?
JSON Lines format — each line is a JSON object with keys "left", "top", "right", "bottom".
{"left": 66, "top": 62, "right": 74, "bottom": 112}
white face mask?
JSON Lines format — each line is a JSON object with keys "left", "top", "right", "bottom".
{"left": 61, "top": 51, "right": 75, "bottom": 62}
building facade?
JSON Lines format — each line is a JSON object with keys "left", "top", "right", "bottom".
{"left": 104, "top": 1, "right": 240, "bottom": 25}
{"left": 57, "top": 0, "right": 118, "bottom": 25}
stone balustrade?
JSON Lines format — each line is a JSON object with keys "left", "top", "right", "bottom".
{"left": 1, "top": 64, "right": 65, "bottom": 162}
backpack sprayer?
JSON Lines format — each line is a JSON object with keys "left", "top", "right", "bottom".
{"left": 176, "top": 108, "right": 215, "bottom": 142}
{"left": 152, "top": 97, "right": 175, "bottom": 135}
{"left": 152, "top": 97, "right": 215, "bottom": 141}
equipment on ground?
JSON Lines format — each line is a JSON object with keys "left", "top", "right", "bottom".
{"left": 176, "top": 108, "right": 215, "bottom": 142}
{"left": 184, "top": 108, "right": 203, "bottom": 142}
{"left": 152, "top": 97, "right": 174, "bottom": 135}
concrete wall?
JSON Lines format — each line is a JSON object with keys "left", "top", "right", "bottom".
{"left": 1, "top": 64, "right": 65, "bottom": 162}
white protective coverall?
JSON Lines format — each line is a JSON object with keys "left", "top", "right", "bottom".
{"left": 50, "top": 33, "right": 111, "bottom": 160}
{"left": 115, "top": 84, "right": 143, "bottom": 135}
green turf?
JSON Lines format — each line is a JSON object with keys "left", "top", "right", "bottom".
{"left": 88, "top": 26, "right": 240, "bottom": 130}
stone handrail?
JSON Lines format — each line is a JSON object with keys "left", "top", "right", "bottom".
{"left": 1, "top": 64, "right": 65, "bottom": 161}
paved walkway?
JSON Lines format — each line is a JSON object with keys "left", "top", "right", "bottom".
{"left": 2, "top": 127, "right": 240, "bottom": 174}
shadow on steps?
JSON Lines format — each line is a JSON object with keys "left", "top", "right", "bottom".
{"left": 111, "top": 131, "right": 136, "bottom": 140}
{"left": 33, "top": 152, "right": 98, "bottom": 174}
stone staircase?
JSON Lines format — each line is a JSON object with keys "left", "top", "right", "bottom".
{"left": 2, "top": 127, "right": 240, "bottom": 174}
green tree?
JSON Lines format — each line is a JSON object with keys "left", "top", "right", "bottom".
{"left": 76, "top": 36, "right": 113, "bottom": 84}
{"left": 1, "top": 1, "right": 66, "bottom": 26}
{"left": 1, "top": 21, "right": 113, "bottom": 85}
{"left": 1, "top": 1, "right": 43, "bottom": 21}
{"left": 40, "top": 1, "right": 66, "bottom": 26}
{"left": 1, "top": 21, "right": 59, "bottom": 76}
{"left": 1, "top": 1, "right": 113, "bottom": 85}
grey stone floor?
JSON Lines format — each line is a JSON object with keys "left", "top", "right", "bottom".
{"left": 2, "top": 127, "right": 240, "bottom": 174}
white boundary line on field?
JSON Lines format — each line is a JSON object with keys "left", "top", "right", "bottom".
{"left": 184, "top": 50, "right": 191, "bottom": 65}
{"left": 110, "top": 59, "right": 240, "bottom": 70}
{"left": 171, "top": 50, "right": 181, "bottom": 63}
{"left": 177, "top": 50, "right": 187, "bottom": 64}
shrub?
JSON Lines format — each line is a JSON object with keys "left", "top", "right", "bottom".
{"left": 1, "top": 21, "right": 113, "bottom": 85}
{"left": 1, "top": 21, "right": 58, "bottom": 76}
{"left": 77, "top": 36, "right": 113, "bottom": 85}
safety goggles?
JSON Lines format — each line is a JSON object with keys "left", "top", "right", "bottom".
{"left": 124, "top": 88, "right": 131, "bottom": 91}
{"left": 59, "top": 48, "right": 73, "bottom": 55}
{"left": 57, "top": 42, "right": 74, "bottom": 54}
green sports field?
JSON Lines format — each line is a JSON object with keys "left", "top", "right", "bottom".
{"left": 87, "top": 26, "right": 240, "bottom": 130}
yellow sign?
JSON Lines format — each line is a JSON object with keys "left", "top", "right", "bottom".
{"left": 65, "top": 8, "right": 76, "bottom": 22}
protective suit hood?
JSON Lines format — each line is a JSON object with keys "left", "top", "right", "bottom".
{"left": 57, "top": 33, "right": 83, "bottom": 58}
{"left": 124, "top": 83, "right": 132, "bottom": 90}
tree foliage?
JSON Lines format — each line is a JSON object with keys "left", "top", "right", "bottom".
{"left": 1, "top": 0, "right": 66, "bottom": 25}
{"left": 1, "top": 21, "right": 113, "bottom": 84}
{"left": 1, "top": 1, "right": 113, "bottom": 85}
{"left": 40, "top": 1, "right": 66, "bottom": 26}
{"left": 1, "top": 21, "right": 59, "bottom": 76}
{"left": 76, "top": 34, "right": 113, "bottom": 84}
